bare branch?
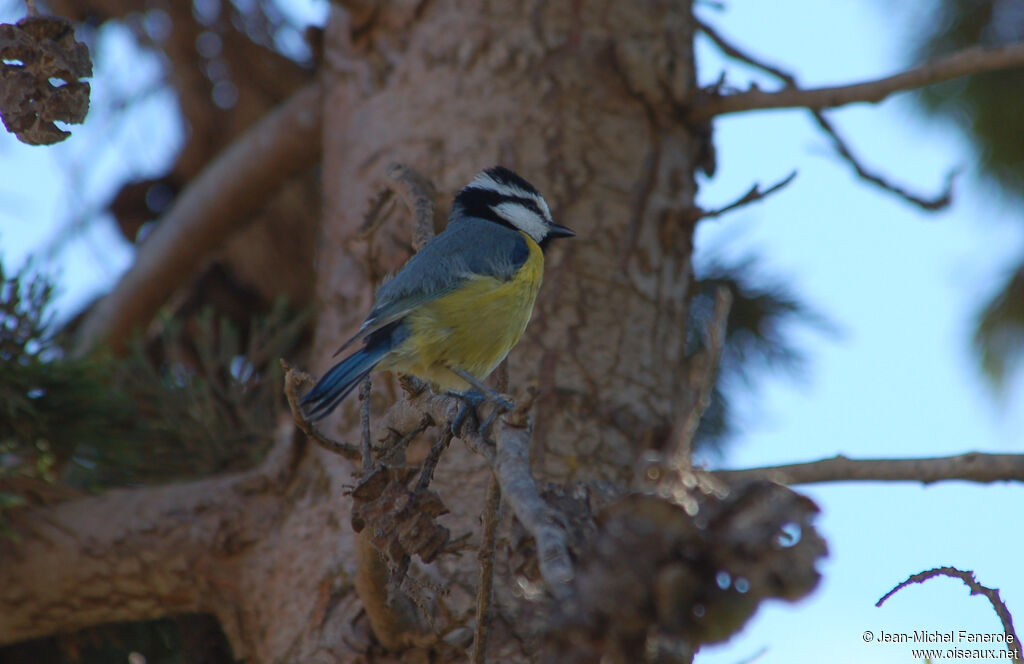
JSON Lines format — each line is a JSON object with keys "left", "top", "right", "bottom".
{"left": 386, "top": 162, "right": 440, "bottom": 251}
{"left": 415, "top": 428, "right": 454, "bottom": 493}
{"left": 877, "top": 567, "right": 1022, "bottom": 661}
{"left": 713, "top": 452, "right": 1024, "bottom": 485}
{"left": 669, "top": 285, "right": 732, "bottom": 468}
{"left": 693, "top": 171, "right": 797, "bottom": 222}
{"left": 696, "top": 19, "right": 962, "bottom": 211}
{"left": 696, "top": 18, "right": 796, "bottom": 85}
{"left": 471, "top": 475, "right": 501, "bottom": 664}
{"left": 689, "top": 40, "right": 1024, "bottom": 120}
{"left": 811, "top": 111, "right": 959, "bottom": 210}
{"left": 282, "top": 360, "right": 361, "bottom": 461}
{"left": 73, "top": 80, "right": 323, "bottom": 356}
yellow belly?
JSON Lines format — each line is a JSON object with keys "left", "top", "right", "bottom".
{"left": 380, "top": 233, "right": 543, "bottom": 392}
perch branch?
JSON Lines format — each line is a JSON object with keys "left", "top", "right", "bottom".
{"left": 713, "top": 452, "right": 1024, "bottom": 485}
{"left": 73, "top": 80, "right": 323, "bottom": 356}
{"left": 372, "top": 387, "right": 573, "bottom": 594}
{"left": 696, "top": 18, "right": 960, "bottom": 210}
{"left": 689, "top": 38, "right": 1024, "bottom": 120}
{"left": 877, "top": 567, "right": 1022, "bottom": 661}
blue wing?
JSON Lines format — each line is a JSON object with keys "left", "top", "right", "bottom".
{"left": 333, "top": 217, "right": 529, "bottom": 355}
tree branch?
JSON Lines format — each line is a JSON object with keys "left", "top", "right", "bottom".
{"left": 281, "top": 360, "right": 361, "bottom": 460}
{"left": 386, "top": 162, "right": 440, "bottom": 251}
{"left": 877, "top": 567, "right": 1022, "bottom": 662}
{"left": 355, "top": 387, "right": 574, "bottom": 595}
{"left": 713, "top": 452, "right": 1024, "bottom": 485}
{"left": 691, "top": 171, "right": 797, "bottom": 222}
{"left": 695, "top": 18, "right": 963, "bottom": 210}
{"left": 810, "top": 111, "right": 959, "bottom": 210}
{"left": 689, "top": 40, "right": 1024, "bottom": 120}
{"left": 72, "top": 80, "right": 323, "bottom": 356}
{"left": 669, "top": 285, "right": 732, "bottom": 467}
{"left": 0, "top": 432, "right": 298, "bottom": 654}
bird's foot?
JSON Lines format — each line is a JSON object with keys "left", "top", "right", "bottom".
{"left": 448, "top": 388, "right": 514, "bottom": 437}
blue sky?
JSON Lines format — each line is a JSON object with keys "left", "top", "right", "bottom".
{"left": 693, "top": 2, "right": 1024, "bottom": 662}
{"left": 1, "top": 2, "right": 1022, "bottom": 663}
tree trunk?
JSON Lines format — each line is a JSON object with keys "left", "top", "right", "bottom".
{"left": 3, "top": 2, "right": 707, "bottom": 662}
{"left": 319, "top": 0, "right": 703, "bottom": 475}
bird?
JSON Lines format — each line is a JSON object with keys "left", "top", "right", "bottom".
{"left": 300, "top": 166, "right": 575, "bottom": 422}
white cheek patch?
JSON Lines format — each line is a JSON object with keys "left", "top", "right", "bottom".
{"left": 492, "top": 201, "right": 549, "bottom": 242}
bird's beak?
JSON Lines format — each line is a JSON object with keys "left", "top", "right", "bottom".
{"left": 548, "top": 223, "right": 575, "bottom": 239}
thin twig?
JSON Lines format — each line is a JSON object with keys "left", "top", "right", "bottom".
{"left": 374, "top": 388, "right": 572, "bottom": 593}
{"left": 689, "top": 38, "right": 1024, "bottom": 120}
{"left": 281, "top": 360, "right": 361, "bottom": 461}
{"left": 877, "top": 567, "right": 1022, "bottom": 661}
{"left": 359, "top": 375, "right": 373, "bottom": 469}
{"left": 386, "top": 163, "right": 439, "bottom": 251}
{"left": 696, "top": 18, "right": 796, "bottom": 85}
{"left": 693, "top": 171, "right": 797, "bottom": 222}
{"left": 73, "top": 81, "right": 323, "bottom": 356}
{"left": 811, "top": 111, "right": 958, "bottom": 210}
{"left": 696, "top": 18, "right": 961, "bottom": 211}
{"left": 670, "top": 285, "right": 732, "bottom": 468}
{"left": 471, "top": 475, "right": 501, "bottom": 664}
{"left": 415, "top": 429, "right": 454, "bottom": 493}
{"left": 713, "top": 452, "right": 1024, "bottom": 485}
{"left": 377, "top": 414, "right": 435, "bottom": 467}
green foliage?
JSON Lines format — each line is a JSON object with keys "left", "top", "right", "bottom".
{"left": 689, "top": 258, "right": 830, "bottom": 454}
{"left": 914, "top": 0, "right": 1024, "bottom": 198}
{"left": 913, "top": 0, "right": 1024, "bottom": 387}
{"left": 974, "top": 263, "right": 1024, "bottom": 389}
{"left": 0, "top": 258, "right": 307, "bottom": 514}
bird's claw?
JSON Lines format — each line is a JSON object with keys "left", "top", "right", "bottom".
{"left": 448, "top": 389, "right": 513, "bottom": 436}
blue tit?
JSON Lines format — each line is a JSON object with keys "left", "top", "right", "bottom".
{"left": 301, "top": 166, "right": 575, "bottom": 421}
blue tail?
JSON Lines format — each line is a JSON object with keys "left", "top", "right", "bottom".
{"left": 300, "top": 345, "right": 388, "bottom": 421}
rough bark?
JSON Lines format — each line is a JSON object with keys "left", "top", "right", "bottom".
{"left": 318, "top": 0, "right": 704, "bottom": 476}
{"left": 310, "top": 0, "right": 706, "bottom": 659}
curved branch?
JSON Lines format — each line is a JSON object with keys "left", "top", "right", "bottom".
{"left": 877, "top": 567, "right": 1022, "bottom": 662}
{"left": 72, "top": 80, "right": 323, "bottom": 356}
{"left": 689, "top": 42, "right": 1024, "bottom": 121}
{"left": 713, "top": 452, "right": 1024, "bottom": 486}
